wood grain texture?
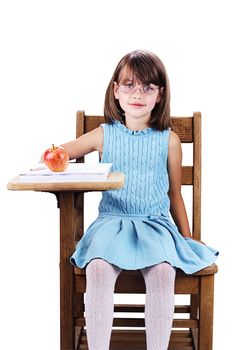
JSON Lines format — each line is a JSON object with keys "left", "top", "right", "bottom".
{"left": 59, "top": 192, "right": 76, "bottom": 349}
{"left": 7, "top": 172, "right": 125, "bottom": 191}
{"left": 76, "top": 328, "right": 196, "bottom": 349}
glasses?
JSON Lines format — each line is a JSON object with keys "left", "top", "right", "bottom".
{"left": 118, "top": 83, "right": 159, "bottom": 95}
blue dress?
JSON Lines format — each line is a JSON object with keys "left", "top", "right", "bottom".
{"left": 70, "top": 121, "right": 218, "bottom": 274}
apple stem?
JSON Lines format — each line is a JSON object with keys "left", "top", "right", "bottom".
{"left": 52, "top": 144, "right": 55, "bottom": 150}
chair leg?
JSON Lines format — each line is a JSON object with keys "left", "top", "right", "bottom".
{"left": 190, "top": 294, "right": 199, "bottom": 319}
{"left": 190, "top": 294, "right": 199, "bottom": 349}
{"left": 198, "top": 275, "right": 215, "bottom": 350}
{"left": 75, "top": 293, "right": 85, "bottom": 349}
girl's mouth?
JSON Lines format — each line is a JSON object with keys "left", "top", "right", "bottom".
{"left": 129, "top": 103, "right": 145, "bottom": 107}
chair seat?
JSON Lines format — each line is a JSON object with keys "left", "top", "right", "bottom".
{"left": 178, "top": 263, "right": 218, "bottom": 276}
{"left": 74, "top": 263, "right": 218, "bottom": 276}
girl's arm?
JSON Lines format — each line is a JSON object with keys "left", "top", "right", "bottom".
{"left": 60, "top": 126, "right": 103, "bottom": 160}
{"left": 167, "top": 131, "right": 192, "bottom": 238}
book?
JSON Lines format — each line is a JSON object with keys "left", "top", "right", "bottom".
{"left": 19, "top": 162, "right": 113, "bottom": 182}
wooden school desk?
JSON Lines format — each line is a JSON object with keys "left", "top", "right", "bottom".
{"left": 7, "top": 172, "right": 124, "bottom": 350}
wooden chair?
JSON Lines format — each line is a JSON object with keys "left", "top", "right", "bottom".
{"left": 73, "top": 110, "right": 218, "bottom": 350}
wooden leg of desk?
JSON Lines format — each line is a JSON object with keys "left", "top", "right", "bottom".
{"left": 59, "top": 192, "right": 76, "bottom": 350}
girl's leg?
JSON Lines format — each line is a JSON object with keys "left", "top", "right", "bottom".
{"left": 85, "top": 258, "right": 122, "bottom": 350}
{"left": 141, "top": 262, "right": 176, "bottom": 350}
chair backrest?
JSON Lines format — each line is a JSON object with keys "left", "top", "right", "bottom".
{"left": 76, "top": 110, "right": 201, "bottom": 241}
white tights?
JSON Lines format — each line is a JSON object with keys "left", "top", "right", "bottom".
{"left": 85, "top": 259, "right": 176, "bottom": 350}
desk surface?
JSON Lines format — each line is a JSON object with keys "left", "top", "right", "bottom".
{"left": 7, "top": 172, "right": 125, "bottom": 192}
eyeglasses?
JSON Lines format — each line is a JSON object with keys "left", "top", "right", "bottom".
{"left": 118, "top": 83, "right": 159, "bottom": 95}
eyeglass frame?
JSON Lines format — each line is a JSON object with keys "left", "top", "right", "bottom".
{"left": 116, "top": 82, "right": 160, "bottom": 95}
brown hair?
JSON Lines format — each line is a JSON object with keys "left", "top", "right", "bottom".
{"left": 104, "top": 50, "right": 171, "bottom": 131}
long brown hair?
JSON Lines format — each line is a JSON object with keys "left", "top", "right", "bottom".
{"left": 104, "top": 50, "right": 171, "bottom": 131}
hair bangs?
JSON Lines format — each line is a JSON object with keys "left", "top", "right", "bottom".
{"left": 118, "top": 53, "right": 162, "bottom": 86}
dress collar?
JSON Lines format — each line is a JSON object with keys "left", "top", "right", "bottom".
{"left": 113, "top": 120, "right": 154, "bottom": 136}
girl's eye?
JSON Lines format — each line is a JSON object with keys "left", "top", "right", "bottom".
{"left": 124, "top": 83, "right": 134, "bottom": 89}
{"left": 143, "top": 85, "right": 154, "bottom": 92}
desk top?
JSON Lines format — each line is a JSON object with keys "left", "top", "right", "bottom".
{"left": 7, "top": 172, "right": 125, "bottom": 192}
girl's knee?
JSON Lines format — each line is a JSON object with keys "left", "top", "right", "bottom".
{"left": 155, "top": 262, "right": 176, "bottom": 276}
{"left": 141, "top": 262, "right": 176, "bottom": 283}
{"left": 86, "top": 258, "right": 121, "bottom": 282}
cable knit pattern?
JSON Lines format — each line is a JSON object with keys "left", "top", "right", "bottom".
{"left": 99, "top": 121, "right": 170, "bottom": 216}
{"left": 70, "top": 120, "right": 218, "bottom": 272}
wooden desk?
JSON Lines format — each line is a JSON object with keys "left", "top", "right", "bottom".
{"left": 7, "top": 173, "right": 124, "bottom": 350}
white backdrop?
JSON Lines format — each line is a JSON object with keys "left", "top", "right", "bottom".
{"left": 0, "top": 1, "right": 232, "bottom": 349}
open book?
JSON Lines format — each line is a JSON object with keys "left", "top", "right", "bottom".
{"left": 19, "top": 163, "right": 112, "bottom": 182}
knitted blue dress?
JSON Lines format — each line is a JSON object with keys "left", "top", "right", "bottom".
{"left": 70, "top": 121, "right": 218, "bottom": 273}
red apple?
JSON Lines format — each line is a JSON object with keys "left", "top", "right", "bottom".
{"left": 43, "top": 144, "right": 69, "bottom": 172}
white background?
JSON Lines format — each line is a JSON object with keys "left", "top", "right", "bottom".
{"left": 0, "top": 0, "right": 232, "bottom": 349}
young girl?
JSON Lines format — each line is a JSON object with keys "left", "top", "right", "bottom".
{"left": 61, "top": 50, "right": 218, "bottom": 350}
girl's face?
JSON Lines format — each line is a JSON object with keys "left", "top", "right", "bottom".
{"left": 113, "top": 69, "right": 161, "bottom": 123}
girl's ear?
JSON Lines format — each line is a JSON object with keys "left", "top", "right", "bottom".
{"left": 156, "top": 87, "right": 164, "bottom": 103}
{"left": 113, "top": 82, "right": 119, "bottom": 99}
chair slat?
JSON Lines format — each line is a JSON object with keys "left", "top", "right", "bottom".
{"left": 114, "top": 304, "right": 190, "bottom": 313}
{"left": 85, "top": 115, "right": 104, "bottom": 133}
{"left": 77, "top": 111, "right": 194, "bottom": 143}
{"left": 182, "top": 166, "right": 193, "bottom": 185}
{"left": 171, "top": 117, "right": 193, "bottom": 142}
{"left": 75, "top": 317, "right": 198, "bottom": 329}
{"left": 76, "top": 329, "right": 195, "bottom": 350}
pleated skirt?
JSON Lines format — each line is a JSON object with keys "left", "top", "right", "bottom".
{"left": 70, "top": 213, "right": 218, "bottom": 274}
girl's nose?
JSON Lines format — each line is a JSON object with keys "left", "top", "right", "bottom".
{"left": 132, "top": 87, "right": 143, "bottom": 98}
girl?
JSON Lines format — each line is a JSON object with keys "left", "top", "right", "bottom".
{"left": 61, "top": 50, "right": 218, "bottom": 350}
